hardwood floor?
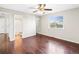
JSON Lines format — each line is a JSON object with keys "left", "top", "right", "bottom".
{"left": 8, "top": 34, "right": 79, "bottom": 54}
{"left": 36, "top": 34, "right": 79, "bottom": 54}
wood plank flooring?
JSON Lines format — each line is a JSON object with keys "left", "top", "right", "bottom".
{"left": 8, "top": 34, "right": 79, "bottom": 54}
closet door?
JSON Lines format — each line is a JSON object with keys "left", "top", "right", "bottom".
{"left": 14, "top": 15, "right": 23, "bottom": 35}
{"left": 0, "top": 14, "right": 9, "bottom": 53}
{"left": 14, "top": 15, "right": 23, "bottom": 53}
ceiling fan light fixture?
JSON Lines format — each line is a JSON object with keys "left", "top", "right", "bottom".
{"left": 38, "top": 4, "right": 46, "bottom": 11}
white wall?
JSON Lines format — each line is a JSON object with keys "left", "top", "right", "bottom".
{"left": 39, "top": 8, "right": 79, "bottom": 43}
{"left": 22, "top": 15, "right": 36, "bottom": 38}
{"left": 6, "top": 14, "right": 14, "bottom": 41}
{"left": 36, "top": 16, "right": 41, "bottom": 33}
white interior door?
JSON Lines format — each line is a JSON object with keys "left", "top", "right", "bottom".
{"left": 14, "top": 15, "right": 23, "bottom": 38}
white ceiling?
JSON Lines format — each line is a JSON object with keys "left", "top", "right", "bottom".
{"left": 0, "top": 4, "right": 79, "bottom": 16}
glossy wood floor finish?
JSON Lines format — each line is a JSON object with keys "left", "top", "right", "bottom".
{"left": 9, "top": 34, "right": 79, "bottom": 54}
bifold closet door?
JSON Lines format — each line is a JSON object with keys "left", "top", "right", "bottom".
{"left": 0, "top": 16, "right": 9, "bottom": 53}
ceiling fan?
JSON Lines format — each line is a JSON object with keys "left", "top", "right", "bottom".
{"left": 32, "top": 4, "right": 52, "bottom": 14}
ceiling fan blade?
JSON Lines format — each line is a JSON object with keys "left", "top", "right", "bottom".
{"left": 44, "top": 9, "right": 52, "bottom": 11}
